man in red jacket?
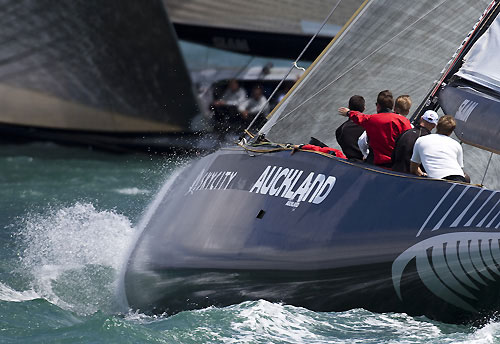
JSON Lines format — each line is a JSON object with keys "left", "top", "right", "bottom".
{"left": 338, "top": 90, "right": 412, "bottom": 167}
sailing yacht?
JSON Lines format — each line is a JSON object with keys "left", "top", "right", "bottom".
{"left": 0, "top": 1, "right": 205, "bottom": 153}
{"left": 165, "top": 0, "right": 365, "bottom": 59}
{"left": 124, "top": 0, "right": 500, "bottom": 323}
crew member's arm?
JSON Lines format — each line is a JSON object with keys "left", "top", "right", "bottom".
{"left": 410, "top": 162, "right": 426, "bottom": 177}
{"left": 338, "top": 107, "right": 371, "bottom": 126}
{"left": 410, "top": 140, "right": 426, "bottom": 177}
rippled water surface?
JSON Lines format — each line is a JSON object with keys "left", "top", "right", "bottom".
{"left": 1, "top": 143, "right": 500, "bottom": 343}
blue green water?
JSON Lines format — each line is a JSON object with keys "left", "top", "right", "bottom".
{"left": 1, "top": 142, "right": 500, "bottom": 343}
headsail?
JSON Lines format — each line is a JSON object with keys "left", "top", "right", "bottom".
{"left": 439, "top": 4, "right": 500, "bottom": 154}
{"left": 455, "top": 12, "right": 500, "bottom": 94}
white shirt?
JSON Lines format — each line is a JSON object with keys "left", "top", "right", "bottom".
{"left": 239, "top": 95, "right": 269, "bottom": 115}
{"left": 357, "top": 124, "right": 414, "bottom": 160}
{"left": 411, "top": 134, "right": 464, "bottom": 179}
{"left": 357, "top": 131, "right": 369, "bottom": 159}
{"left": 222, "top": 88, "right": 247, "bottom": 106}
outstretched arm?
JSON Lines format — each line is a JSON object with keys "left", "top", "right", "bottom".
{"left": 339, "top": 109, "right": 372, "bottom": 126}
{"left": 338, "top": 107, "right": 350, "bottom": 116}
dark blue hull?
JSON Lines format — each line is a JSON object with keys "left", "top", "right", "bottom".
{"left": 124, "top": 145, "right": 500, "bottom": 324}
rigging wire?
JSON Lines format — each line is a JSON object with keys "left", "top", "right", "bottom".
{"left": 265, "top": 0, "right": 451, "bottom": 132}
{"left": 481, "top": 152, "right": 494, "bottom": 186}
{"left": 244, "top": 0, "right": 345, "bottom": 134}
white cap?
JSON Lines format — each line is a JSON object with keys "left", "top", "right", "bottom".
{"left": 422, "top": 110, "right": 438, "bottom": 125}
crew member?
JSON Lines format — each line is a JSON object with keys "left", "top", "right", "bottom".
{"left": 357, "top": 94, "right": 413, "bottom": 162}
{"left": 211, "top": 79, "right": 247, "bottom": 133}
{"left": 410, "top": 115, "right": 468, "bottom": 182}
{"left": 338, "top": 90, "right": 412, "bottom": 167}
{"left": 392, "top": 110, "right": 437, "bottom": 173}
{"left": 335, "top": 95, "right": 366, "bottom": 161}
{"left": 394, "top": 95, "right": 412, "bottom": 117}
{"left": 238, "top": 85, "right": 269, "bottom": 128}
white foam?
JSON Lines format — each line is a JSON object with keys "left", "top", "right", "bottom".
{"left": 17, "top": 202, "right": 135, "bottom": 315}
{"left": 114, "top": 188, "right": 150, "bottom": 195}
{"left": 0, "top": 282, "right": 39, "bottom": 302}
{"left": 226, "top": 300, "right": 331, "bottom": 344}
{"left": 455, "top": 321, "right": 500, "bottom": 344}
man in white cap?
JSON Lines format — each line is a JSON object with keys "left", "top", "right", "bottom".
{"left": 392, "top": 110, "right": 438, "bottom": 173}
{"left": 410, "top": 115, "right": 468, "bottom": 182}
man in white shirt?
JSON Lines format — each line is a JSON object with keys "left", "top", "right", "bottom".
{"left": 410, "top": 115, "right": 467, "bottom": 182}
{"left": 211, "top": 79, "right": 248, "bottom": 134}
{"left": 212, "top": 79, "right": 247, "bottom": 108}
{"left": 238, "top": 85, "right": 269, "bottom": 126}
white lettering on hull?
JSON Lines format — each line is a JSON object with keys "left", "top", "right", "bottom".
{"left": 186, "top": 169, "right": 238, "bottom": 195}
{"left": 250, "top": 165, "right": 337, "bottom": 207}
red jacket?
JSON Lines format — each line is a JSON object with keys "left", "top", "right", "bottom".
{"left": 301, "top": 144, "right": 347, "bottom": 159}
{"left": 348, "top": 111, "right": 412, "bottom": 165}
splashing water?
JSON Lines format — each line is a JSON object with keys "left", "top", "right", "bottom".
{"left": 116, "top": 300, "right": 500, "bottom": 344}
{"left": 0, "top": 282, "right": 39, "bottom": 303}
{"left": 16, "top": 202, "right": 135, "bottom": 315}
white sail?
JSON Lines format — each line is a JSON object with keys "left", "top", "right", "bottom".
{"left": 456, "top": 15, "right": 500, "bottom": 93}
{"left": 260, "top": 0, "right": 498, "bottom": 188}
{"left": 165, "top": 0, "right": 363, "bottom": 36}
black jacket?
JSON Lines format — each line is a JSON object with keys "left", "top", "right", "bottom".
{"left": 335, "top": 119, "right": 365, "bottom": 160}
{"left": 391, "top": 125, "right": 431, "bottom": 173}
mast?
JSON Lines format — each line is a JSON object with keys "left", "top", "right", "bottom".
{"left": 411, "top": 0, "right": 500, "bottom": 123}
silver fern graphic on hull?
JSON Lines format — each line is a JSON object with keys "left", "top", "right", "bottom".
{"left": 392, "top": 232, "right": 500, "bottom": 312}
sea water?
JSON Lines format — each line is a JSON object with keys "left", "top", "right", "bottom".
{"left": 1, "top": 142, "right": 500, "bottom": 344}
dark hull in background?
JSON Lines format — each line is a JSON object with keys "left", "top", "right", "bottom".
{"left": 124, "top": 146, "right": 500, "bottom": 324}
{"left": 0, "top": 0, "right": 201, "bottom": 152}
{"left": 173, "top": 23, "right": 331, "bottom": 61}
{"left": 0, "top": 123, "right": 221, "bottom": 154}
